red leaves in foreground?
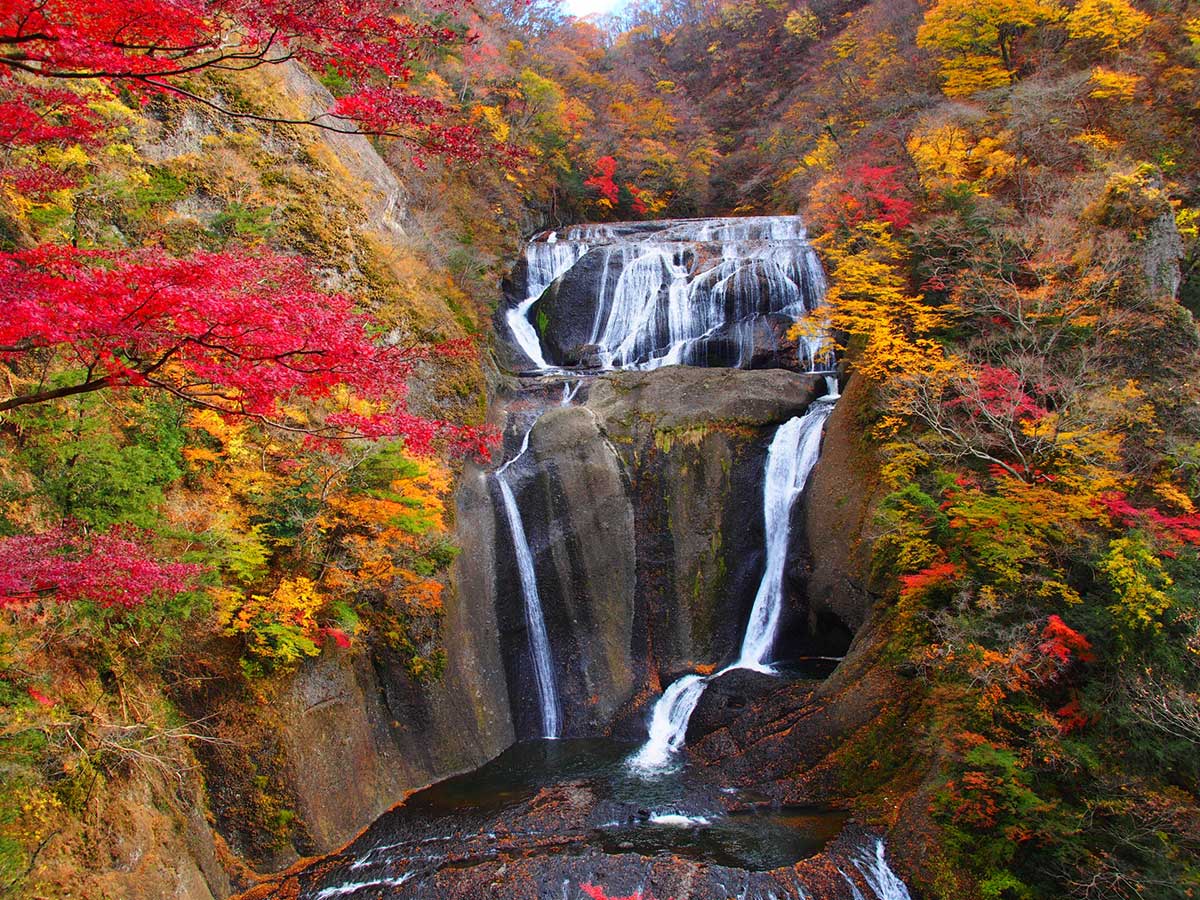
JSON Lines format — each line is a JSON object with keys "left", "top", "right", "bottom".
{"left": 583, "top": 156, "right": 650, "bottom": 214}
{"left": 27, "top": 687, "right": 55, "bottom": 707}
{"left": 0, "top": 0, "right": 494, "bottom": 154}
{"left": 0, "top": 85, "right": 104, "bottom": 149}
{"left": 320, "top": 627, "right": 352, "bottom": 649}
{"left": 0, "top": 245, "right": 495, "bottom": 454}
{"left": 899, "top": 560, "right": 963, "bottom": 601}
{"left": 0, "top": 525, "right": 203, "bottom": 609}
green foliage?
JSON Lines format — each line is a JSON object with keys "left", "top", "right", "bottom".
{"left": 317, "top": 65, "right": 352, "bottom": 96}
{"left": 210, "top": 201, "right": 276, "bottom": 243}
{"left": 874, "top": 482, "right": 949, "bottom": 580}
{"left": 12, "top": 393, "right": 184, "bottom": 529}
{"left": 132, "top": 167, "right": 189, "bottom": 209}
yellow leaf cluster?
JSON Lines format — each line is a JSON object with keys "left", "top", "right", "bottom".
{"left": 907, "top": 122, "right": 1017, "bottom": 194}
{"left": 797, "top": 221, "right": 949, "bottom": 385}
{"left": 1066, "top": 0, "right": 1151, "bottom": 52}
{"left": 917, "top": 0, "right": 1064, "bottom": 97}
{"left": 1088, "top": 67, "right": 1141, "bottom": 101}
{"left": 1101, "top": 536, "right": 1173, "bottom": 633}
{"left": 473, "top": 105, "right": 510, "bottom": 143}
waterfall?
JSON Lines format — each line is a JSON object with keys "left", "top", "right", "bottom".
{"left": 495, "top": 427, "right": 562, "bottom": 739}
{"left": 631, "top": 399, "right": 833, "bottom": 773}
{"left": 506, "top": 232, "right": 594, "bottom": 371}
{"left": 628, "top": 674, "right": 709, "bottom": 772}
{"left": 504, "top": 216, "right": 832, "bottom": 373}
{"left": 500, "top": 216, "right": 838, "bottom": 763}
{"left": 853, "top": 840, "right": 913, "bottom": 900}
{"left": 735, "top": 402, "right": 835, "bottom": 672}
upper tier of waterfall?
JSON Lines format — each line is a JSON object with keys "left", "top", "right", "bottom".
{"left": 502, "top": 215, "right": 831, "bottom": 373}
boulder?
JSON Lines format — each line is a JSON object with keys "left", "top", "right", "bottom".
{"left": 530, "top": 247, "right": 627, "bottom": 365}
{"left": 686, "top": 668, "right": 780, "bottom": 743}
{"left": 802, "top": 375, "right": 884, "bottom": 632}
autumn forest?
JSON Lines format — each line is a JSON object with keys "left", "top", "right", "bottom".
{"left": 1, "top": 0, "right": 1199, "bottom": 898}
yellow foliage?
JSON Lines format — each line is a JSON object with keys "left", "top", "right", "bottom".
{"left": 1153, "top": 481, "right": 1196, "bottom": 514}
{"left": 473, "top": 105, "right": 510, "bottom": 143}
{"left": 784, "top": 7, "right": 823, "bottom": 41}
{"left": 1071, "top": 131, "right": 1122, "bottom": 155}
{"left": 917, "top": 0, "right": 1064, "bottom": 96}
{"left": 797, "top": 221, "right": 949, "bottom": 385}
{"left": 907, "top": 122, "right": 1016, "bottom": 193}
{"left": 1188, "top": 18, "right": 1200, "bottom": 60}
{"left": 803, "top": 133, "right": 839, "bottom": 172}
{"left": 939, "top": 55, "right": 1015, "bottom": 98}
{"left": 879, "top": 441, "right": 934, "bottom": 487}
{"left": 1066, "top": 0, "right": 1151, "bottom": 52}
{"left": 1088, "top": 67, "right": 1141, "bottom": 101}
{"left": 1036, "top": 579, "right": 1083, "bottom": 606}
{"left": 40, "top": 145, "right": 91, "bottom": 169}
{"left": 222, "top": 577, "right": 329, "bottom": 668}
{"left": 1101, "top": 536, "right": 1173, "bottom": 632}
{"left": 1176, "top": 207, "right": 1199, "bottom": 240}
{"left": 318, "top": 454, "right": 451, "bottom": 600}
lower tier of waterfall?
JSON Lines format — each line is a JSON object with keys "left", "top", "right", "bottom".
{"left": 630, "top": 399, "right": 835, "bottom": 774}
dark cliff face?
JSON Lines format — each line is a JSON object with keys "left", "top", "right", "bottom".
{"left": 472, "top": 367, "right": 834, "bottom": 742}
{"left": 803, "top": 374, "right": 886, "bottom": 633}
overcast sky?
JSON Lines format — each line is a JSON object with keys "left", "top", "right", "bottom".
{"left": 563, "top": 0, "right": 625, "bottom": 20}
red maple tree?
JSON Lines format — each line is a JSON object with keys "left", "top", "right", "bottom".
{"left": 0, "top": 0, "right": 510, "bottom": 160}
{"left": 0, "top": 0, "right": 503, "bottom": 608}
{"left": 0, "top": 524, "right": 202, "bottom": 609}
{"left": 0, "top": 245, "right": 492, "bottom": 453}
{"left": 584, "top": 155, "right": 621, "bottom": 205}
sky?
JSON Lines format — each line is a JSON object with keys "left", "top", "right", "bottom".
{"left": 562, "top": 0, "right": 625, "bottom": 19}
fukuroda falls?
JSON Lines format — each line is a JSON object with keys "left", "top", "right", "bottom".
{"left": 263, "top": 217, "right": 915, "bottom": 900}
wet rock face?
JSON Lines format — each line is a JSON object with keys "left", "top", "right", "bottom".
{"left": 482, "top": 367, "right": 830, "bottom": 741}
{"left": 685, "top": 668, "right": 781, "bottom": 744}
{"left": 803, "top": 375, "right": 884, "bottom": 633}
{"left": 530, "top": 248, "right": 628, "bottom": 366}
{"left": 493, "top": 404, "right": 638, "bottom": 738}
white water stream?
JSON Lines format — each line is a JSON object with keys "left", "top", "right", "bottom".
{"left": 630, "top": 399, "right": 834, "bottom": 773}
{"left": 735, "top": 401, "right": 835, "bottom": 672}
{"left": 495, "top": 427, "right": 562, "bottom": 739}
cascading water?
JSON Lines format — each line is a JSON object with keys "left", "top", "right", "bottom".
{"left": 735, "top": 401, "right": 835, "bottom": 672}
{"left": 498, "top": 215, "right": 833, "bottom": 746}
{"left": 271, "top": 216, "right": 917, "bottom": 899}
{"left": 628, "top": 674, "right": 709, "bottom": 771}
{"left": 505, "top": 216, "right": 834, "bottom": 373}
{"left": 630, "top": 399, "right": 834, "bottom": 774}
{"left": 852, "top": 839, "right": 914, "bottom": 900}
{"left": 505, "top": 231, "right": 593, "bottom": 370}
{"left": 495, "top": 428, "right": 561, "bottom": 739}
